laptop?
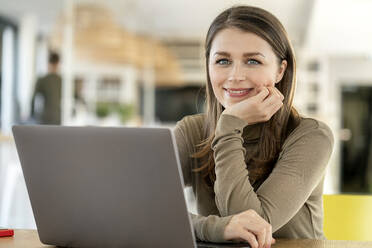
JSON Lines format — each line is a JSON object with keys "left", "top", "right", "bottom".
{"left": 13, "top": 125, "right": 250, "bottom": 248}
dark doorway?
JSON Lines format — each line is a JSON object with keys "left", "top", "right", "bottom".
{"left": 155, "top": 85, "right": 205, "bottom": 123}
{"left": 139, "top": 85, "right": 205, "bottom": 123}
{"left": 0, "top": 24, "right": 4, "bottom": 126}
{"left": 341, "top": 85, "right": 372, "bottom": 193}
{"left": 0, "top": 16, "right": 18, "bottom": 127}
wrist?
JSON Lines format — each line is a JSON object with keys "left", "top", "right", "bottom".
{"left": 220, "top": 112, "right": 247, "bottom": 126}
{"left": 213, "top": 114, "right": 248, "bottom": 143}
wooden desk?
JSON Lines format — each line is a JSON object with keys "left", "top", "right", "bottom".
{"left": 1, "top": 230, "right": 372, "bottom": 248}
{"left": 0, "top": 230, "right": 53, "bottom": 248}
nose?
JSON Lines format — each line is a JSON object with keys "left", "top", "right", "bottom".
{"left": 228, "top": 62, "right": 246, "bottom": 82}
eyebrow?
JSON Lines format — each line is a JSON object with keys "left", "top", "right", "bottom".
{"left": 213, "top": 51, "right": 265, "bottom": 58}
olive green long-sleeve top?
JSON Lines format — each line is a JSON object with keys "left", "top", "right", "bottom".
{"left": 31, "top": 73, "right": 62, "bottom": 125}
{"left": 173, "top": 113, "right": 334, "bottom": 242}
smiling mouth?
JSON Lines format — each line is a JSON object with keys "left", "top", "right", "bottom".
{"left": 224, "top": 88, "right": 254, "bottom": 97}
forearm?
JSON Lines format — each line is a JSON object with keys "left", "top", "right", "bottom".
{"left": 190, "top": 213, "right": 233, "bottom": 242}
{"left": 212, "top": 114, "right": 263, "bottom": 217}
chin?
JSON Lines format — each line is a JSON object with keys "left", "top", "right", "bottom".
{"left": 224, "top": 99, "right": 243, "bottom": 107}
{"left": 221, "top": 103, "right": 234, "bottom": 109}
{"left": 218, "top": 97, "right": 244, "bottom": 109}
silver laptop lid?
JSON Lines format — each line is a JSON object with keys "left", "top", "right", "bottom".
{"left": 13, "top": 125, "right": 196, "bottom": 248}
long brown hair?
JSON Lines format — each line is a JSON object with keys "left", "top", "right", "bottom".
{"left": 192, "top": 5, "right": 301, "bottom": 187}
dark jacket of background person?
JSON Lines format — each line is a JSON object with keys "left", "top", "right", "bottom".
{"left": 31, "top": 73, "right": 62, "bottom": 124}
{"left": 31, "top": 52, "right": 62, "bottom": 125}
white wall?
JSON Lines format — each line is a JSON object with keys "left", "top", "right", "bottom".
{"left": 17, "top": 14, "right": 37, "bottom": 122}
{"left": 305, "top": 0, "right": 372, "bottom": 56}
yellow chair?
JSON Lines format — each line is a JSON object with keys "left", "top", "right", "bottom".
{"left": 323, "top": 194, "right": 372, "bottom": 241}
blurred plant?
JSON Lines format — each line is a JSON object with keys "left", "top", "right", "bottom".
{"left": 116, "top": 104, "right": 135, "bottom": 123}
{"left": 96, "top": 102, "right": 135, "bottom": 123}
{"left": 96, "top": 102, "right": 111, "bottom": 119}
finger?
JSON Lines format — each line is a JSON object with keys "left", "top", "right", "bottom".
{"left": 262, "top": 91, "right": 283, "bottom": 109}
{"left": 254, "top": 227, "right": 266, "bottom": 248}
{"left": 272, "top": 238, "right": 276, "bottom": 244}
{"left": 239, "top": 210, "right": 271, "bottom": 248}
{"left": 264, "top": 87, "right": 278, "bottom": 104}
{"left": 267, "top": 86, "right": 283, "bottom": 101}
{"left": 244, "top": 224, "right": 266, "bottom": 248}
{"left": 273, "top": 87, "right": 284, "bottom": 101}
{"left": 238, "top": 229, "right": 259, "bottom": 248}
{"left": 258, "top": 229, "right": 266, "bottom": 248}
{"left": 268, "top": 100, "right": 284, "bottom": 117}
{"left": 265, "top": 225, "right": 272, "bottom": 248}
{"left": 253, "top": 87, "right": 270, "bottom": 102}
{"left": 259, "top": 100, "right": 282, "bottom": 122}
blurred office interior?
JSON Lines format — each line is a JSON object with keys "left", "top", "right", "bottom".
{"left": 1, "top": 0, "right": 372, "bottom": 229}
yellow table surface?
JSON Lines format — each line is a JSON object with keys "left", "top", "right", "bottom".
{"left": 1, "top": 230, "right": 372, "bottom": 248}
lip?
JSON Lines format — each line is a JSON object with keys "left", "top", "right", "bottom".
{"left": 225, "top": 88, "right": 252, "bottom": 91}
{"left": 224, "top": 88, "right": 254, "bottom": 98}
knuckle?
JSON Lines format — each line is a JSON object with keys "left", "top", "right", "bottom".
{"left": 263, "top": 113, "right": 270, "bottom": 121}
{"left": 268, "top": 224, "right": 272, "bottom": 231}
{"left": 246, "top": 209, "right": 256, "bottom": 216}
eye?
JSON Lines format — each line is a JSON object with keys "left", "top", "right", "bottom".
{"left": 246, "top": 59, "right": 261, "bottom": 65}
{"left": 216, "top": 59, "right": 230, "bottom": 65}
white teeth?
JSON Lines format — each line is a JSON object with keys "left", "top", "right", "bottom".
{"left": 227, "top": 89, "right": 250, "bottom": 94}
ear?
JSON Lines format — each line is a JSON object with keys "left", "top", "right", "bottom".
{"left": 275, "top": 60, "right": 287, "bottom": 84}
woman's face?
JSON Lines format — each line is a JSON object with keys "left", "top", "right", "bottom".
{"left": 208, "top": 28, "right": 287, "bottom": 108}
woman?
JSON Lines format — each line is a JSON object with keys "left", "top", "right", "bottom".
{"left": 174, "top": 5, "right": 333, "bottom": 248}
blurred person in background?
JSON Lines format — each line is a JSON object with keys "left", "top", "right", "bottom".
{"left": 174, "top": 5, "right": 334, "bottom": 248}
{"left": 31, "top": 51, "right": 62, "bottom": 125}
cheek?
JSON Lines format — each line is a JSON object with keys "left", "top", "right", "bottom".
{"left": 208, "top": 66, "right": 227, "bottom": 105}
{"left": 249, "top": 68, "right": 277, "bottom": 87}
{"left": 209, "top": 66, "right": 224, "bottom": 86}
{"left": 209, "top": 67, "right": 225, "bottom": 94}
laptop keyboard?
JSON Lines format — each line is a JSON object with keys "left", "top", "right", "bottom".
{"left": 197, "top": 241, "right": 251, "bottom": 248}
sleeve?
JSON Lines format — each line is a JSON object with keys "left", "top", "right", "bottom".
{"left": 173, "top": 119, "right": 193, "bottom": 187}
{"left": 31, "top": 79, "right": 42, "bottom": 117}
{"left": 190, "top": 213, "right": 233, "bottom": 242}
{"left": 212, "top": 114, "right": 334, "bottom": 232}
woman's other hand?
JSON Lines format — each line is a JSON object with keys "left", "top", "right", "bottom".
{"left": 222, "top": 86, "right": 284, "bottom": 125}
{"left": 223, "top": 209, "right": 275, "bottom": 248}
